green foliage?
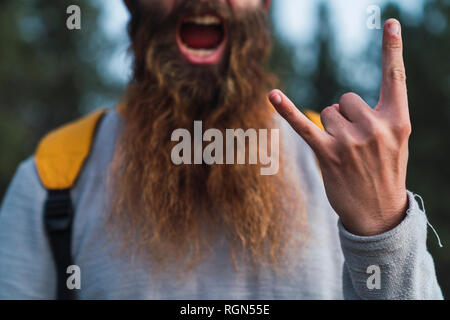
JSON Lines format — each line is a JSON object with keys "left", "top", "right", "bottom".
{"left": 349, "top": 0, "right": 450, "bottom": 295}
{"left": 0, "top": 0, "right": 123, "bottom": 195}
{"left": 384, "top": 0, "right": 450, "bottom": 295}
{"left": 268, "top": 2, "right": 349, "bottom": 112}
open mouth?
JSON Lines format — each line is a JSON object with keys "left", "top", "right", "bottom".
{"left": 177, "top": 14, "right": 227, "bottom": 65}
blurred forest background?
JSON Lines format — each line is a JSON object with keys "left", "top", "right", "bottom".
{"left": 0, "top": 0, "right": 449, "bottom": 297}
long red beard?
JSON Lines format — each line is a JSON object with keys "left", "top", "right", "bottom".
{"left": 106, "top": 2, "right": 307, "bottom": 273}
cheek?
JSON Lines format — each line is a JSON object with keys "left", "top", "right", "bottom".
{"left": 145, "top": 0, "right": 176, "bottom": 15}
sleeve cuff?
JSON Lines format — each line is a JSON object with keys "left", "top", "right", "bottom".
{"left": 338, "top": 191, "right": 428, "bottom": 268}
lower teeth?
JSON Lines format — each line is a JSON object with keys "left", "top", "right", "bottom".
{"left": 183, "top": 46, "right": 216, "bottom": 57}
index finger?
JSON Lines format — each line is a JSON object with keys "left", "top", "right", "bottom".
{"left": 379, "top": 19, "right": 408, "bottom": 112}
{"left": 268, "top": 90, "right": 330, "bottom": 154}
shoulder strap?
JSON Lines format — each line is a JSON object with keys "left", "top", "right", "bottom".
{"left": 35, "top": 108, "right": 107, "bottom": 300}
{"left": 303, "top": 110, "right": 324, "bottom": 131}
{"left": 35, "top": 108, "right": 107, "bottom": 190}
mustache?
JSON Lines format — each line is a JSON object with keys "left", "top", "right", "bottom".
{"left": 170, "top": 0, "right": 232, "bottom": 21}
{"left": 129, "top": 0, "right": 271, "bottom": 112}
{"left": 133, "top": 0, "right": 232, "bottom": 34}
{"left": 128, "top": 0, "right": 232, "bottom": 87}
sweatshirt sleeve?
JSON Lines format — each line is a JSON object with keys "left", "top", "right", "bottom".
{"left": 339, "top": 191, "right": 443, "bottom": 300}
{"left": 0, "top": 158, "right": 56, "bottom": 299}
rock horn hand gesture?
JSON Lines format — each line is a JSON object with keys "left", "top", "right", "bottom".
{"left": 269, "top": 19, "right": 411, "bottom": 236}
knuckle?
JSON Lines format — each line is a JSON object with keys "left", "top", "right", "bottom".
{"left": 367, "top": 122, "right": 385, "bottom": 140}
{"left": 364, "top": 121, "right": 391, "bottom": 146}
{"left": 389, "top": 67, "right": 407, "bottom": 82}
{"left": 391, "top": 120, "right": 412, "bottom": 139}
{"left": 339, "top": 92, "right": 358, "bottom": 105}
{"left": 345, "top": 123, "right": 385, "bottom": 149}
{"left": 386, "top": 39, "right": 402, "bottom": 51}
{"left": 320, "top": 106, "right": 335, "bottom": 120}
{"left": 321, "top": 106, "right": 335, "bottom": 115}
{"left": 283, "top": 105, "right": 296, "bottom": 119}
{"left": 339, "top": 133, "right": 359, "bottom": 149}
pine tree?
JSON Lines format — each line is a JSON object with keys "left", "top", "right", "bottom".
{"left": 0, "top": 0, "right": 122, "bottom": 196}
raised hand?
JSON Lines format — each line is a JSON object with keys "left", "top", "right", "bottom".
{"left": 269, "top": 19, "right": 411, "bottom": 236}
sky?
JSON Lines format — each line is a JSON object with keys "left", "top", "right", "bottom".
{"left": 99, "top": 0, "right": 426, "bottom": 84}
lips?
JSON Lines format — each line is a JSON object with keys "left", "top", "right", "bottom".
{"left": 177, "top": 14, "right": 227, "bottom": 65}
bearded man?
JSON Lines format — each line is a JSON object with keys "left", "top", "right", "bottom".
{"left": 0, "top": 0, "right": 443, "bottom": 299}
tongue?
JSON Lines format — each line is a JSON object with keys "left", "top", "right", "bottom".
{"left": 180, "top": 23, "right": 223, "bottom": 49}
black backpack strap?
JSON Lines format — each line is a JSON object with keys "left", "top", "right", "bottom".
{"left": 35, "top": 109, "right": 107, "bottom": 299}
{"left": 44, "top": 189, "right": 76, "bottom": 300}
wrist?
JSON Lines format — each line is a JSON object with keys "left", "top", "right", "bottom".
{"left": 341, "top": 193, "right": 409, "bottom": 236}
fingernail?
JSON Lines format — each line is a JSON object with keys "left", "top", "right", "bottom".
{"left": 388, "top": 21, "right": 400, "bottom": 35}
{"left": 269, "top": 92, "right": 282, "bottom": 105}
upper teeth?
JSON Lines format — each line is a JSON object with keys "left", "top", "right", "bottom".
{"left": 184, "top": 15, "right": 221, "bottom": 26}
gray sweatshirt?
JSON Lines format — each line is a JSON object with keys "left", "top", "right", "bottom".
{"left": 0, "top": 110, "right": 443, "bottom": 299}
